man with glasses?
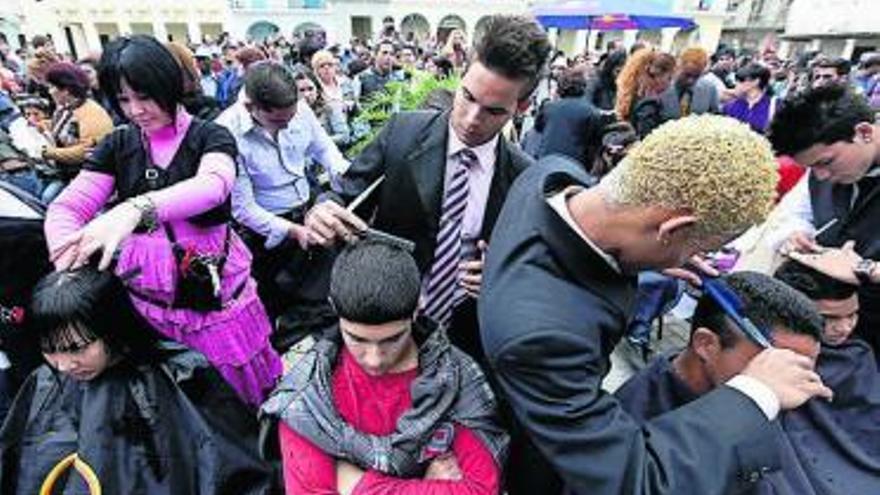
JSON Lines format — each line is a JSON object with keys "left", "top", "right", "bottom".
{"left": 261, "top": 240, "right": 508, "bottom": 495}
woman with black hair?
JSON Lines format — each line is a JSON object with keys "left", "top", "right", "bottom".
{"left": 586, "top": 49, "right": 626, "bottom": 111}
{"left": 0, "top": 268, "right": 275, "bottom": 494}
{"left": 43, "top": 35, "right": 281, "bottom": 407}
{"left": 723, "top": 62, "right": 777, "bottom": 134}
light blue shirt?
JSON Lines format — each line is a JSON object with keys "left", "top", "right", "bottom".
{"left": 218, "top": 101, "right": 349, "bottom": 248}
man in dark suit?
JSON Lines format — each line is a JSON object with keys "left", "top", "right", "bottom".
{"left": 479, "top": 116, "right": 834, "bottom": 495}
{"left": 304, "top": 15, "right": 550, "bottom": 361}
{"left": 537, "top": 68, "right": 609, "bottom": 169}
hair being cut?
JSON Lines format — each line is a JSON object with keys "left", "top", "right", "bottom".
{"left": 30, "top": 268, "right": 161, "bottom": 362}
{"left": 774, "top": 260, "right": 857, "bottom": 302}
{"left": 471, "top": 15, "right": 551, "bottom": 100}
{"left": 329, "top": 240, "right": 421, "bottom": 325}
{"left": 691, "top": 271, "right": 823, "bottom": 349}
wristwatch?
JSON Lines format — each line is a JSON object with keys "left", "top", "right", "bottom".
{"left": 854, "top": 259, "right": 877, "bottom": 285}
{"left": 126, "top": 195, "right": 159, "bottom": 232}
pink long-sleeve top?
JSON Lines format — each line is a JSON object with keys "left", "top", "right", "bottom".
{"left": 278, "top": 347, "right": 501, "bottom": 495}
{"left": 45, "top": 109, "right": 236, "bottom": 254}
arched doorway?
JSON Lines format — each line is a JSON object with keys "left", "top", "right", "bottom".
{"left": 247, "top": 21, "right": 280, "bottom": 42}
{"left": 474, "top": 16, "right": 492, "bottom": 40}
{"left": 437, "top": 15, "right": 466, "bottom": 46}
{"left": 400, "top": 13, "right": 430, "bottom": 43}
{"left": 293, "top": 22, "right": 325, "bottom": 37}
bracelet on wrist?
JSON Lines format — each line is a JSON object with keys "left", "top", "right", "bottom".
{"left": 126, "top": 195, "right": 159, "bottom": 232}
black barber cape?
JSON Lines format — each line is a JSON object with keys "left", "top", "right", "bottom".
{"left": 615, "top": 340, "right": 880, "bottom": 495}
{"left": 0, "top": 343, "right": 277, "bottom": 494}
{"left": 479, "top": 155, "right": 780, "bottom": 495}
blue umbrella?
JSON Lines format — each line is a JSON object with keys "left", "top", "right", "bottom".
{"left": 531, "top": 0, "right": 696, "bottom": 30}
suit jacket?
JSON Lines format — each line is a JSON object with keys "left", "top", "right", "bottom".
{"left": 660, "top": 76, "right": 720, "bottom": 120}
{"left": 479, "top": 155, "right": 781, "bottom": 495}
{"left": 538, "top": 97, "right": 606, "bottom": 167}
{"left": 335, "top": 110, "right": 533, "bottom": 360}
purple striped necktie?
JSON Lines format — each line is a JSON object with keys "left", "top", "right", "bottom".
{"left": 422, "top": 148, "right": 477, "bottom": 327}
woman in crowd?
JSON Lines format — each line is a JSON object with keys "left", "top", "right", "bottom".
{"left": 0, "top": 268, "right": 275, "bottom": 494}
{"left": 723, "top": 62, "right": 777, "bottom": 134}
{"left": 311, "top": 49, "right": 356, "bottom": 114}
{"left": 615, "top": 48, "right": 676, "bottom": 138}
{"left": 293, "top": 68, "right": 351, "bottom": 147}
{"left": 41, "top": 62, "right": 114, "bottom": 202}
{"left": 442, "top": 29, "right": 468, "bottom": 71}
{"left": 164, "top": 42, "right": 222, "bottom": 121}
{"left": 44, "top": 35, "right": 281, "bottom": 407}
{"left": 586, "top": 49, "right": 627, "bottom": 111}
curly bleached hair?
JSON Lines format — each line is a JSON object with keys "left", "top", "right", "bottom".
{"left": 615, "top": 48, "right": 675, "bottom": 120}
{"left": 600, "top": 115, "right": 778, "bottom": 239}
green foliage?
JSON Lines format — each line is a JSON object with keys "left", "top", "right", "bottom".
{"left": 345, "top": 72, "right": 461, "bottom": 158}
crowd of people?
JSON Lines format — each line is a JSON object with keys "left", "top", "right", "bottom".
{"left": 1, "top": 11, "right": 880, "bottom": 495}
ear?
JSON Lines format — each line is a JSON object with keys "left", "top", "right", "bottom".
{"left": 854, "top": 122, "right": 875, "bottom": 143}
{"left": 657, "top": 214, "right": 699, "bottom": 245}
{"left": 515, "top": 98, "right": 531, "bottom": 115}
{"left": 692, "top": 327, "right": 722, "bottom": 362}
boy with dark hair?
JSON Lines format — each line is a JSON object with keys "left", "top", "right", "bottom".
{"left": 617, "top": 270, "right": 880, "bottom": 495}
{"left": 304, "top": 15, "right": 551, "bottom": 363}
{"left": 775, "top": 260, "right": 859, "bottom": 345}
{"left": 261, "top": 240, "right": 507, "bottom": 494}
{"left": 617, "top": 272, "right": 823, "bottom": 425}
{"left": 767, "top": 84, "right": 880, "bottom": 353}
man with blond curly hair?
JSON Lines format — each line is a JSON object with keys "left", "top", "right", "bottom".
{"left": 479, "top": 115, "right": 834, "bottom": 495}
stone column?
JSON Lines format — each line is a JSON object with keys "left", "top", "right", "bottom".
{"left": 83, "top": 21, "right": 102, "bottom": 52}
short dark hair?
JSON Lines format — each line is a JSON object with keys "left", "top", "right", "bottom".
{"left": 735, "top": 62, "right": 771, "bottom": 90}
{"left": 245, "top": 61, "right": 298, "bottom": 109}
{"left": 374, "top": 40, "right": 396, "bottom": 54}
{"left": 329, "top": 240, "right": 421, "bottom": 325}
{"left": 691, "top": 271, "right": 823, "bottom": 349}
{"left": 98, "top": 35, "right": 183, "bottom": 119}
{"left": 556, "top": 69, "right": 587, "bottom": 98}
{"left": 30, "top": 269, "right": 161, "bottom": 362}
{"left": 31, "top": 35, "right": 50, "bottom": 49}
{"left": 768, "top": 84, "right": 874, "bottom": 156}
{"left": 471, "top": 15, "right": 551, "bottom": 100}
{"left": 814, "top": 56, "right": 851, "bottom": 76}
{"left": 774, "top": 260, "right": 857, "bottom": 302}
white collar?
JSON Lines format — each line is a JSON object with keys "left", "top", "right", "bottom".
{"left": 446, "top": 123, "right": 499, "bottom": 170}
{"left": 546, "top": 188, "right": 621, "bottom": 273}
